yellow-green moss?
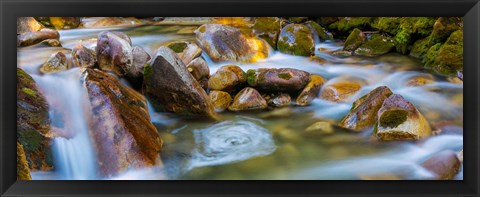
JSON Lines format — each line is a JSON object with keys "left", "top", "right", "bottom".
{"left": 253, "top": 17, "right": 282, "bottom": 48}
{"left": 278, "top": 72, "right": 293, "bottom": 80}
{"left": 22, "top": 87, "right": 37, "bottom": 97}
{"left": 379, "top": 109, "right": 408, "bottom": 128}
{"left": 354, "top": 34, "right": 395, "bottom": 57}
{"left": 277, "top": 24, "right": 314, "bottom": 56}
{"left": 167, "top": 42, "right": 188, "bottom": 53}
{"left": 328, "top": 17, "right": 374, "bottom": 32}
{"left": 344, "top": 28, "right": 364, "bottom": 51}
{"left": 305, "top": 20, "right": 333, "bottom": 40}
{"left": 198, "top": 25, "right": 206, "bottom": 33}
{"left": 246, "top": 69, "right": 257, "bottom": 86}
{"left": 144, "top": 63, "right": 153, "bottom": 80}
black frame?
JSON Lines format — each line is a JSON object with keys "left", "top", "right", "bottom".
{"left": 1, "top": 0, "right": 479, "bottom": 196}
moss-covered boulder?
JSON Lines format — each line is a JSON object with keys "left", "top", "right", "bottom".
{"left": 195, "top": 24, "right": 269, "bottom": 62}
{"left": 17, "top": 17, "right": 44, "bottom": 35}
{"left": 253, "top": 17, "right": 283, "bottom": 49}
{"left": 339, "top": 86, "right": 393, "bottom": 131}
{"left": 209, "top": 90, "right": 233, "bottom": 112}
{"left": 83, "top": 68, "right": 163, "bottom": 176}
{"left": 343, "top": 28, "right": 366, "bottom": 51}
{"left": 409, "top": 36, "right": 434, "bottom": 59}
{"left": 17, "top": 28, "right": 59, "bottom": 47}
{"left": 430, "top": 17, "right": 462, "bottom": 44}
{"left": 72, "top": 44, "right": 97, "bottom": 68}
{"left": 421, "top": 150, "right": 460, "bottom": 180}
{"left": 425, "top": 30, "right": 463, "bottom": 75}
{"left": 304, "top": 20, "right": 333, "bottom": 41}
{"left": 277, "top": 24, "right": 315, "bottom": 56}
{"left": 144, "top": 46, "right": 218, "bottom": 119}
{"left": 296, "top": 74, "right": 326, "bottom": 106}
{"left": 17, "top": 68, "right": 54, "bottom": 171}
{"left": 328, "top": 17, "right": 374, "bottom": 32}
{"left": 208, "top": 65, "right": 246, "bottom": 93}
{"left": 40, "top": 52, "right": 70, "bottom": 74}
{"left": 265, "top": 93, "right": 292, "bottom": 107}
{"left": 167, "top": 41, "right": 202, "bottom": 65}
{"left": 375, "top": 94, "right": 432, "bottom": 140}
{"left": 228, "top": 87, "right": 268, "bottom": 111}
{"left": 17, "top": 142, "right": 32, "bottom": 180}
{"left": 354, "top": 34, "right": 395, "bottom": 57}
{"left": 247, "top": 68, "right": 310, "bottom": 92}
{"left": 287, "top": 17, "right": 309, "bottom": 23}
{"left": 50, "top": 17, "right": 81, "bottom": 30}
{"left": 319, "top": 76, "right": 366, "bottom": 103}
{"left": 187, "top": 57, "right": 210, "bottom": 89}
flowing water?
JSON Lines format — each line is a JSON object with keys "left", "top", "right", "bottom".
{"left": 19, "top": 23, "right": 463, "bottom": 180}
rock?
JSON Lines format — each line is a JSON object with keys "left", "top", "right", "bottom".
{"left": 354, "top": 34, "right": 395, "bottom": 57}
{"left": 305, "top": 121, "right": 334, "bottom": 134}
{"left": 17, "top": 17, "right": 44, "bottom": 34}
{"left": 375, "top": 94, "right": 432, "bottom": 140}
{"left": 17, "top": 142, "right": 32, "bottom": 180}
{"left": 83, "top": 69, "right": 163, "bottom": 176}
{"left": 328, "top": 17, "right": 374, "bottom": 32}
{"left": 296, "top": 74, "right": 326, "bottom": 106}
{"left": 37, "top": 39, "right": 62, "bottom": 47}
{"left": 287, "top": 17, "right": 309, "bottom": 23}
{"left": 187, "top": 57, "right": 210, "bottom": 87}
{"left": 81, "top": 17, "right": 143, "bottom": 28}
{"left": 304, "top": 20, "right": 333, "bottom": 41}
{"left": 317, "top": 17, "right": 339, "bottom": 26}
{"left": 339, "top": 86, "right": 393, "bottom": 131}
{"left": 228, "top": 87, "right": 268, "bottom": 111}
{"left": 17, "top": 68, "right": 54, "bottom": 171}
{"left": 96, "top": 31, "right": 134, "bottom": 77}
{"left": 331, "top": 50, "right": 353, "bottom": 57}
{"left": 424, "top": 30, "right": 463, "bottom": 75}
{"left": 343, "top": 28, "right": 365, "bottom": 51}
{"left": 246, "top": 68, "right": 310, "bottom": 93}
{"left": 409, "top": 36, "right": 433, "bottom": 59}
{"left": 72, "top": 44, "right": 97, "bottom": 68}
{"left": 265, "top": 93, "right": 292, "bottom": 107}
{"left": 129, "top": 46, "right": 151, "bottom": 82}
{"left": 40, "top": 52, "right": 69, "bottom": 74}
{"left": 167, "top": 41, "right": 202, "bottom": 65}
{"left": 430, "top": 17, "right": 462, "bottom": 43}
{"left": 253, "top": 17, "right": 283, "bottom": 49}
{"left": 17, "top": 28, "right": 60, "bottom": 47}
{"left": 195, "top": 24, "right": 269, "bottom": 62}
{"left": 208, "top": 65, "right": 246, "bottom": 93}
{"left": 404, "top": 74, "right": 435, "bottom": 87}
{"left": 277, "top": 24, "right": 315, "bottom": 56}
{"left": 421, "top": 150, "right": 460, "bottom": 180}
{"left": 208, "top": 90, "right": 232, "bottom": 112}
{"left": 319, "top": 77, "right": 366, "bottom": 103}
{"left": 50, "top": 17, "right": 81, "bottom": 29}
{"left": 144, "top": 46, "right": 217, "bottom": 119}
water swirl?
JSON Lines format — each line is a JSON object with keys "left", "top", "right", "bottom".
{"left": 188, "top": 120, "right": 277, "bottom": 169}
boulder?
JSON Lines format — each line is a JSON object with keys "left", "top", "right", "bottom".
{"left": 144, "top": 46, "right": 217, "bottom": 119}
{"left": 354, "top": 34, "right": 395, "bottom": 57}
{"left": 404, "top": 74, "right": 435, "bottom": 87}
{"left": 17, "top": 17, "right": 44, "bottom": 35}
{"left": 167, "top": 41, "right": 202, "bottom": 65}
{"left": 375, "top": 94, "right": 432, "bottom": 140}
{"left": 37, "top": 39, "right": 62, "bottom": 47}
{"left": 246, "top": 68, "right": 310, "bottom": 93}
{"left": 296, "top": 74, "right": 326, "bottom": 106}
{"left": 187, "top": 57, "right": 210, "bottom": 88}
{"left": 17, "top": 68, "right": 54, "bottom": 171}
{"left": 195, "top": 24, "right": 269, "bottom": 62}
{"left": 339, "top": 86, "right": 393, "bottom": 131}
{"left": 40, "top": 52, "right": 70, "bottom": 74}
{"left": 17, "top": 28, "right": 60, "bottom": 47}
{"left": 304, "top": 20, "right": 334, "bottom": 41}
{"left": 129, "top": 46, "right": 151, "bottom": 83}
{"left": 252, "top": 17, "right": 283, "bottom": 49}
{"left": 96, "top": 31, "right": 133, "bottom": 77}
{"left": 49, "top": 17, "right": 81, "bottom": 29}
{"left": 208, "top": 65, "right": 246, "bottom": 93}
{"left": 344, "top": 28, "right": 366, "bottom": 51}
{"left": 430, "top": 17, "right": 462, "bottom": 43}
{"left": 265, "top": 93, "right": 292, "bottom": 107}
{"left": 83, "top": 69, "right": 163, "bottom": 176}
{"left": 72, "top": 44, "right": 97, "bottom": 68}
{"left": 228, "top": 87, "right": 268, "bottom": 111}
{"left": 277, "top": 24, "right": 315, "bottom": 56}
{"left": 208, "top": 90, "right": 232, "bottom": 112}
{"left": 319, "top": 77, "right": 366, "bottom": 103}
{"left": 424, "top": 30, "right": 463, "bottom": 75}
{"left": 328, "top": 17, "right": 374, "bottom": 32}
{"left": 421, "top": 150, "right": 460, "bottom": 180}
{"left": 17, "top": 142, "right": 32, "bottom": 180}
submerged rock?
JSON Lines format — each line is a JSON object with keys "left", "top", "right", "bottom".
{"left": 40, "top": 52, "right": 70, "bottom": 74}
{"left": 404, "top": 74, "right": 435, "bottom": 87}
{"left": 305, "top": 121, "right": 334, "bottom": 134}
{"left": 187, "top": 57, "right": 210, "bottom": 88}
{"left": 49, "top": 17, "right": 81, "bottom": 29}
{"left": 72, "top": 44, "right": 97, "bottom": 68}
{"left": 319, "top": 77, "right": 366, "bottom": 103}
{"left": 246, "top": 68, "right": 310, "bottom": 93}
{"left": 344, "top": 28, "right": 366, "bottom": 51}
{"left": 195, "top": 24, "right": 269, "bottom": 62}
{"left": 167, "top": 41, "right": 202, "bottom": 65}
{"left": 339, "top": 86, "right": 393, "bottom": 131}
{"left": 17, "top": 17, "right": 44, "bottom": 35}
{"left": 375, "top": 94, "right": 432, "bottom": 140}
{"left": 17, "top": 68, "right": 54, "bottom": 171}
{"left": 228, "top": 87, "right": 268, "bottom": 111}
{"left": 421, "top": 150, "right": 460, "bottom": 180}
{"left": 96, "top": 31, "right": 133, "bottom": 77}
{"left": 17, "top": 142, "right": 32, "bottom": 180}
{"left": 83, "top": 69, "right": 163, "bottom": 176}
{"left": 296, "top": 74, "right": 326, "bottom": 106}
{"left": 208, "top": 65, "right": 246, "bottom": 93}
{"left": 17, "top": 28, "right": 60, "bottom": 47}
{"left": 252, "top": 17, "right": 283, "bottom": 49}
{"left": 265, "top": 93, "right": 292, "bottom": 107}
{"left": 209, "top": 90, "right": 232, "bottom": 112}
{"left": 277, "top": 24, "right": 315, "bottom": 56}
{"left": 144, "top": 46, "right": 217, "bottom": 119}
{"left": 354, "top": 34, "right": 395, "bottom": 57}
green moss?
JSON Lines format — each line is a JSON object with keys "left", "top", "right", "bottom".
{"left": 246, "top": 69, "right": 257, "bottom": 86}
{"left": 410, "top": 36, "right": 434, "bottom": 58}
{"left": 354, "top": 34, "right": 395, "bottom": 57}
{"left": 430, "top": 17, "right": 462, "bottom": 44}
{"left": 277, "top": 24, "right": 314, "bottom": 56}
{"left": 198, "top": 25, "right": 206, "bottom": 33}
{"left": 22, "top": 87, "right": 37, "bottom": 97}
{"left": 278, "top": 72, "right": 293, "bottom": 80}
{"left": 328, "top": 17, "right": 374, "bottom": 32}
{"left": 18, "top": 130, "right": 44, "bottom": 153}
{"left": 253, "top": 17, "right": 281, "bottom": 48}
{"left": 344, "top": 28, "right": 364, "bottom": 51}
{"left": 379, "top": 109, "right": 408, "bottom": 128}
{"left": 424, "top": 30, "right": 463, "bottom": 75}
{"left": 371, "top": 17, "right": 401, "bottom": 35}
{"left": 413, "top": 17, "right": 436, "bottom": 37}
{"left": 305, "top": 20, "right": 333, "bottom": 40}
{"left": 423, "top": 43, "right": 443, "bottom": 67}
{"left": 144, "top": 63, "right": 153, "bottom": 80}
{"left": 167, "top": 42, "right": 188, "bottom": 53}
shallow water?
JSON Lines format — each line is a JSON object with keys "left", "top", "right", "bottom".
{"left": 20, "top": 24, "right": 463, "bottom": 180}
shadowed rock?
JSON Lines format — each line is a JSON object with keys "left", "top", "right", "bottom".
{"left": 247, "top": 68, "right": 310, "bottom": 93}
{"left": 129, "top": 46, "right": 151, "bottom": 83}
{"left": 96, "top": 31, "right": 133, "bottom": 77}
{"left": 72, "top": 44, "right": 97, "bottom": 68}
{"left": 187, "top": 57, "right": 210, "bottom": 89}
{"left": 228, "top": 87, "right": 268, "bottom": 111}
{"left": 344, "top": 28, "right": 365, "bottom": 51}
{"left": 17, "top": 142, "right": 32, "bottom": 180}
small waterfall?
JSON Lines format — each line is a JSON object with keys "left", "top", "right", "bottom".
{"left": 33, "top": 68, "right": 98, "bottom": 180}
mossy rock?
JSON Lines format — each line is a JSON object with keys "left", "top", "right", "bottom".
{"left": 304, "top": 20, "right": 333, "bottom": 41}
{"left": 409, "top": 36, "right": 434, "bottom": 58}
{"left": 277, "top": 24, "right": 315, "bottom": 56}
{"left": 328, "top": 17, "right": 374, "bottom": 33}
{"left": 430, "top": 17, "right": 463, "bottom": 44}
{"left": 17, "top": 142, "right": 32, "bottom": 180}
{"left": 371, "top": 17, "right": 401, "bottom": 35}
{"left": 354, "top": 34, "right": 395, "bottom": 57}
{"left": 287, "top": 17, "right": 308, "bottom": 23}
{"left": 253, "top": 17, "right": 283, "bottom": 49}
{"left": 425, "top": 30, "right": 463, "bottom": 75}
{"left": 344, "top": 28, "right": 365, "bottom": 51}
